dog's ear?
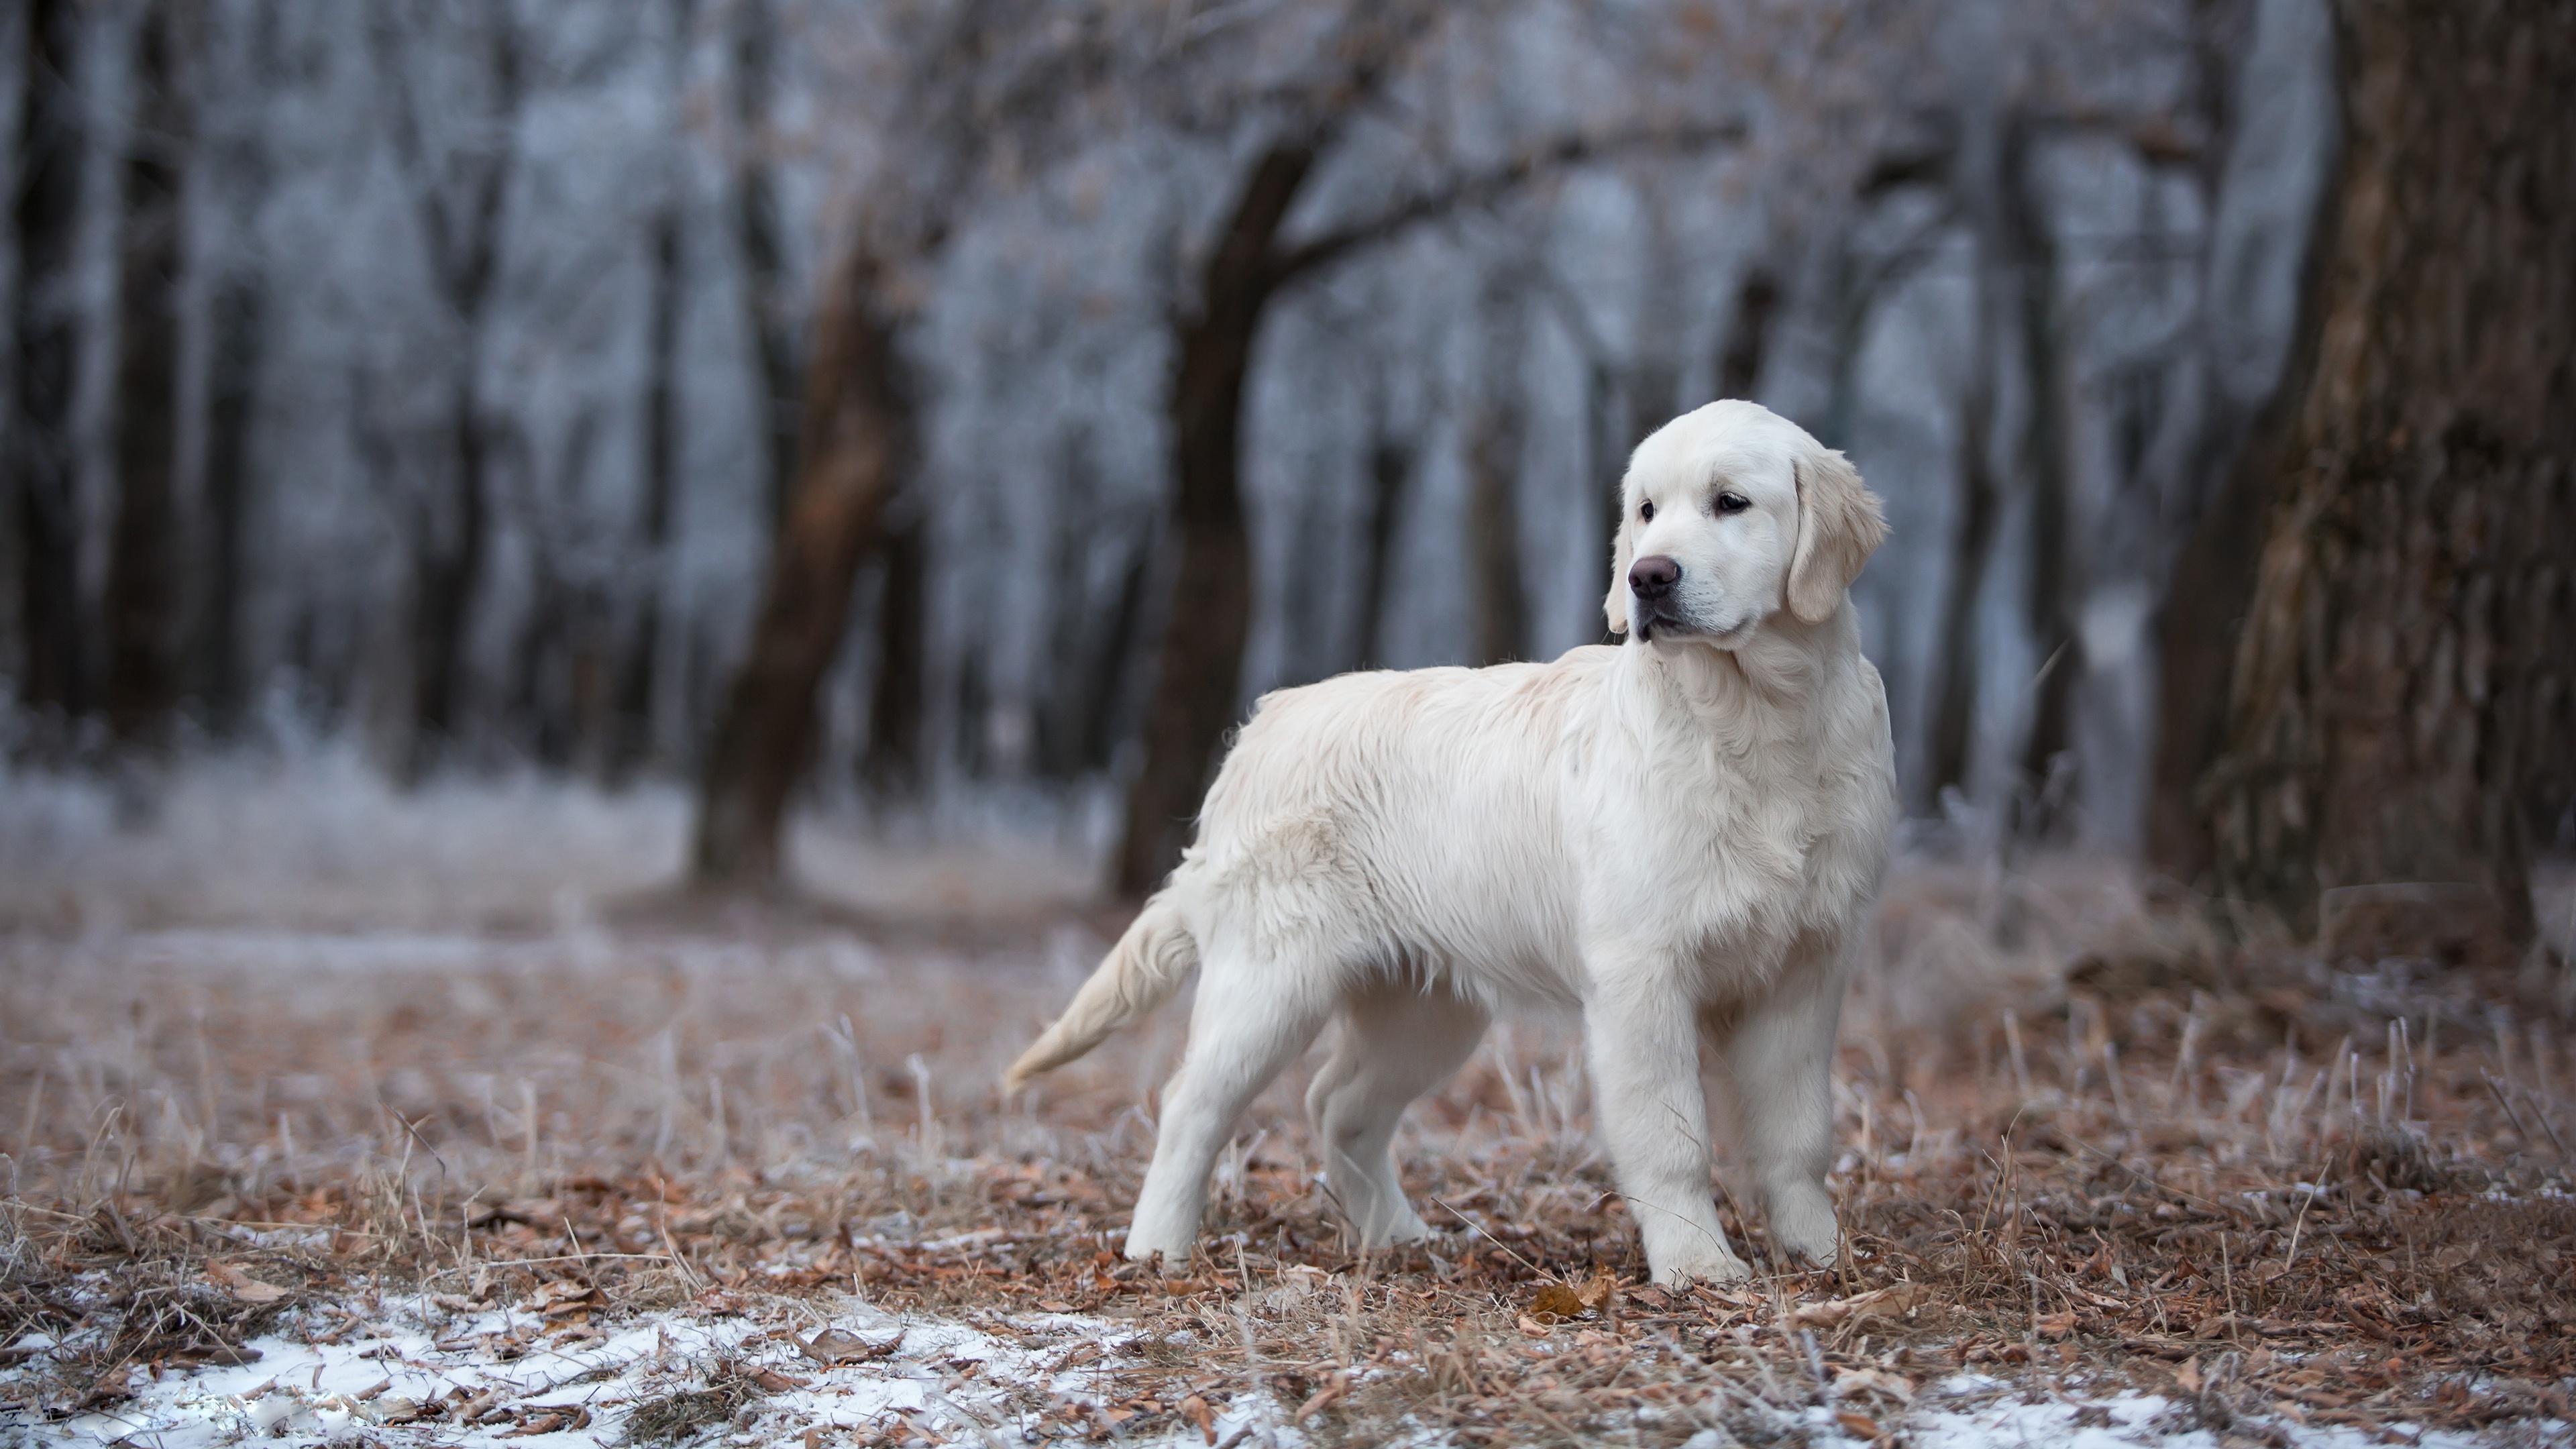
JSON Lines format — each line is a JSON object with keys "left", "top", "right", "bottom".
{"left": 1603, "top": 474, "right": 1635, "bottom": 637}
{"left": 1786, "top": 441, "right": 1888, "bottom": 623}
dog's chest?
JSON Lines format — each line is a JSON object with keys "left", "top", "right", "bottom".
{"left": 1602, "top": 693, "right": 1892, "bottom": 969}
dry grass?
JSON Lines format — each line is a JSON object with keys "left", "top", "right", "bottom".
{"left": 3, "top": 836, "right": 2572, "bottom": 1444}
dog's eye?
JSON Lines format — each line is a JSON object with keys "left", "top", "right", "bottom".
{"left": 1715, "top": 492, "right": 1750, "bottom": 515}
{"left": 1639, "top": 500, "right": 1655, "bottom": 523}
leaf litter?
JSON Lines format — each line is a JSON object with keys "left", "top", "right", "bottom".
{"left": 3, "top": 851, "right": 2572, "bottom": 1445}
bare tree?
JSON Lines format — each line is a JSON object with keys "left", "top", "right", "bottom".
{"left": 727, "top": 0, "right": 798, "bottom": 531}
{"left": 371, "top": 0, "right": 527, "bottom": 777}
{"left": 105, "top": 0, "right": 191, "bottom": 750}
{"left": 1466, "top": 276, "right": 1529, "bottom": 666}
{"left": 690, "top": 0, "right": 1157, "bottom": 887}
{"left": 612, "top": 0, "right": 698, "bottom": 782}
{"left": 9, "top": 0, "right": 89, "bottom": 730}
{"left": 2192, "top": 0, "right": 2575, "bottom": 953}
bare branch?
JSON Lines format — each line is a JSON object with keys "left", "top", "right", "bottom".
{"left": 1267, "top": 118, "right": 1748, "bottom": 286}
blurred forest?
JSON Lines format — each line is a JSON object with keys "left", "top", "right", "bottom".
{"left": 1, "top": 0, "right": 2567, "bottom": 934}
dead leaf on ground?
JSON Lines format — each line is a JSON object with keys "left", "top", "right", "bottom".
{"left": 797, "top": 1327, "right": 904, "bottom": 1364}
{"left": 206, "top": 1260, "right": 290, "bottom": 1305}
{"left": 1835, "top": 1409, "right": 1886, "bottom": 1440}
{"left": 1785, "top": 1281, "right": 1929, "bottom": 1330}
{"left": 1528, "top": 1271, "right": 1619, "bottom": 1322}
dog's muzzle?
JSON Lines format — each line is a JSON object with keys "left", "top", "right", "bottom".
{"left": 1629, "top": 555, "right": 1682, "bottom": 640}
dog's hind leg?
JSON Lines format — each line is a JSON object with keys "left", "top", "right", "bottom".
{"left": 1125, "top": 946, "right": 1333, "bottom": 1266}
{"left": 1304, "top": 979, "right": 1489, "bottom": 1248}
{"left": 1717, "top": 945, "right": 1849, "bottom": 1266}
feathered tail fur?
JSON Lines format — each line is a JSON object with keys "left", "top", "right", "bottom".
{"left": 1002, "top": 890, "right": 1197, "bottom": 1092}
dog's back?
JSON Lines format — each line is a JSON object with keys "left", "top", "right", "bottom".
{"left": 1171, "top": 650, "right": 1616, "bottom": 1006}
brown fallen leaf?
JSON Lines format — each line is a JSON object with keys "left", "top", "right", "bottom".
{"left": 1529, "top": 1271, "right": 1619, "bottom": 1322}
{"left": 1786, "top": 1281, "right": 1930, "bottom": 1330}
{"left": 797, "top": 1328, "right": 904, "bottom": 1364}
{"left": 1293, "top": 1375, "right": 1346, "bottom": 1423}
{"left": 529, "top": 1280, "right": 599, "bottom": 1317}
{"left": 1835, "top": 1409, "right": 1885, "bottom": 1441}
{"left": 206, "top": 1261, "right": 290, "bottom": 1305}
{"left": 1179, "top": 1394, "right": 1217, "bottom": 1445}
{"left": 2036, "top": 1311, "right": 2078, "bottom": 1340}
{"left": 749, "top": 1367, "right": 810, "bottom": 1392}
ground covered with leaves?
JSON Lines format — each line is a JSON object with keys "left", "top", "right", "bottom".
{"left": 3, "top": 846, "right": 2572, "bottom": 1446}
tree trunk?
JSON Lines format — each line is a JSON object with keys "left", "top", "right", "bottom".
{"left": 105, "top": 0, "right": 188, "bottom": 750}
{"left": 1715, "top": 268, "right": 1779, "bottom": 402}
{"left": 616, "top": 170, "right": 687, "bottom": 782}
{"left": 2197, "top": 0, "right": 2576, "bottom": 955}
{"left": 408, "top": 374, "right": 492, "bottom": 773}
{"left": 197, "top": 275, "right": 264, "bottom": 735}
{"left": 859, "top": 504, "right": 928, "bottom": 796}
{"left": 10, "top": 0, "right": 89, "bottom": 726}
{"left": 2002, "top": 117, "right": 2080, "bottom": 835}
{"left": 1351, "top": 426, "right": 1411, "bottom": 672}
{"left": 378, "top": 0, "right": 522, "bottom": 778}
{"left": 1468, "top": 287, "right": 1528, "bottom": 667}
{"left": 612, "top": 0, "right": 697, "bottom": 784}
{"left": 1114, "top": 144, "right": 1316, "bottom": 897}
{"left": 729, "top": 0, "right": 800, "bottom": 531}
{"left": 1925, "top": 369, "right": 2004, "bottom": 812}
{"left": 691, "top": 251, "right": 913, "bottom": 887}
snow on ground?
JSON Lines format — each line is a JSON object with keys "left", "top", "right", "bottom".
{"left": 6, "top": 1291, "right": 1280, "bottom": 1448}
{"left": 9, "top": 1301, "right": 2549, "bottom": 1448}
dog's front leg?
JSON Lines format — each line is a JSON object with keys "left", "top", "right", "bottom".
{"left": 1721, "top": 946, "right": 1848, "bottom": 1266}
{"left": 1582, "top": 963, "right": 1749, "bottom": 1286}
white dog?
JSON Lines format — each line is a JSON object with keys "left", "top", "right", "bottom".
{"left": 1006, "top": 400, "right": 1897, "bottom": 1286}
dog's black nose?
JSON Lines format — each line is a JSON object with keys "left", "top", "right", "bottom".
{"left": 1629, "top": 555, "right": 1681, "bottom": 600}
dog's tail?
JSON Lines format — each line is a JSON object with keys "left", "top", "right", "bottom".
{"left": 1002, "top": 890, "right": 1197, "bottom": 1093}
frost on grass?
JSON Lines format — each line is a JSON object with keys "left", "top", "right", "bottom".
{"left": 2, "top": 762, "right": 2573, "bottom": 1444}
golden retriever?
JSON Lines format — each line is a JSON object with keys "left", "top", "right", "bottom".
{"left": 1006, "top": 399, "right": 1897, "bottom": 1285}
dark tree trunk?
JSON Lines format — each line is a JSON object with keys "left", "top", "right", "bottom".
{"left": 2196, "top": 0, "right": 2576, "bottom": 953}
{"left": 10, "top": 0, "right": 89, "bottom": 724}
{"left": 692, "top": 251, "right": 914, "bottom": 886}
{"left": 729, "top": 0, "right": 800, "bottom": 531}
{"left": 1925, "top": 368, "right": 2004, "bottom": 810}
{"left": 197, "top": 276, "right": 264, "bottom": 735}
{"left": 859, "top": 504, "right": 928, "bottom": 796}
{"left": 612, "top": 0, "right": 696, "bottom": 783}
{"left": 408, "top": 375, "right": 492, "bottom": 772}
{"left": 1468, "top": 288, "right": 1528, "bottom": 667}
{"left": 376, "top": 0, "right": 522, "bottom": 777}
{"left": 1351, "top": 427, "right": 1412, "bottom": 672}
{"left": 616, "top": 174, "right": 688, "bottom": 782}
{"left": 1715, "top": 268, "right": 1780, "bottom": 401}
{"left": 2002, "top": 119, "right": 2079, "bottom": 834}
{"left": 1114, "top": 144, "right": 1316, "bottom": 896}
{"left": 105, "top": 0, "right": 188, "bottom": 750}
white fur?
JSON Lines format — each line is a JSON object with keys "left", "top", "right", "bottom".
{"left": 1006, "top": 400, "right": 1898, "bottom": 1286}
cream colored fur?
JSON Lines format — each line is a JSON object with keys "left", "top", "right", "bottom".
{"left": 1005, "top": 400, "right": 1898, "bottom": 1286}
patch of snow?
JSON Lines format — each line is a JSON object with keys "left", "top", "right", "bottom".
{"left": 11, "top": 1297, "right": 1284, "bottom": 1448}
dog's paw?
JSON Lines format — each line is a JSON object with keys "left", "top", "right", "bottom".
{"left": 1123, "top": 1227, "right": 1197, "bottom": 1265}
{"left": 1768, "top": 1189, "right": 1840, "bottom": 1266}
{"left": 1356, "top": 1210, "right": 1434, "bottom": 1249}
{"left": 1648, "top": 1249, "right": 1752, "bottom": 1288}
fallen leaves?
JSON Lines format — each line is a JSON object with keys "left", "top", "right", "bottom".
{"left": 1784, "top": 1281, "right": 1930, "bottom": 1330}
{"left": 205, "top": 1260, "right": 290, "bottom": 1305}
{"left": 796, "top": 1326, "right": 906, "bottom": 1365}
{"left": 1527, "top": 1271, "right": 1619, "bottom": 1323}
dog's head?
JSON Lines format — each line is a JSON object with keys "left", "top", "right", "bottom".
{"left": 1603, "top": 400, "right": 1886, "bottom": 645}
